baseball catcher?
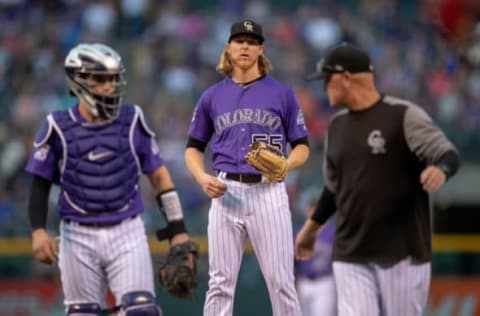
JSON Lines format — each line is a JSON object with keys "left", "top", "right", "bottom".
{"left": 245, "top": 141, "right": 288, "bottom": 181}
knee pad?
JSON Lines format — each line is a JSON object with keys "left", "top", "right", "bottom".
{"left": 67, "top": 303, "right": 102, "bottom": 315}
{"left": 121, "top": 291, "right": 162, "bottom": 316}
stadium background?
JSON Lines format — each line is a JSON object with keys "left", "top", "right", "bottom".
{"left": 0, "top": 0, "right": 479, "bottom": 315}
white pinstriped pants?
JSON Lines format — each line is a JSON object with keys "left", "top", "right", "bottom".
{"left": 203, "top": 178, "right": 301, "bottom": 316}
{"left": 297, "top": 275, "right": 337, "bottom": 316}
{"left": 58, "top": 216, "right": 155, "bottom": 308}
{"left": 333, "top": 257, "right": 431, "bottom": 316}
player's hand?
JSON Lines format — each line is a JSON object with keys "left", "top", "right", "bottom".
{"left": 171, "top": 233, "right": 196, "bottom": 267}
{"left": 32, "top": 228, "right": 58, "bottom": 265}
{"left": 160, "top": 234, "right": 199, "bottom": 298}
{"left": 199, "top": 174, "right": 227, "bottom": 198}
{"left": 295, "top": 220, "right": 321, "bottom": 260}
{"left": 420, "top": 165, "right": 447, "bottom": 193}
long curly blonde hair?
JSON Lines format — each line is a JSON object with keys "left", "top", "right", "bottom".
{"left": 216, "top": 49, "right": 272, "bottom": 76}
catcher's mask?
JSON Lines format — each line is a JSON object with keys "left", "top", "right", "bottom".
{"left": 65, "top": 43, "right": 126, "bottom": 120}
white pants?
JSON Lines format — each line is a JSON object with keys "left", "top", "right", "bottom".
{"left": 203, "top": 179, "right": 301, "bottom": 316}
{"left": 297, "top": 276, "right": 337, "bottom": 316}
{"left": 333, "top": 257, "right": 431, "bottom": 316}
{"left": 58, "top": 216, "right": 154, "bottom": 308}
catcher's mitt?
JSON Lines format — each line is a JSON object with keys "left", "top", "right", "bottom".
{"left": 245, "top": 141, "right": 288, "bottom": 181}
{"left": 159, "top": 240, "right": 199, "bottom": 298}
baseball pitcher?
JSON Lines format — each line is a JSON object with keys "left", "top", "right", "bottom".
{"left": 185, "top": 20, "right": 310, "bottom": 316}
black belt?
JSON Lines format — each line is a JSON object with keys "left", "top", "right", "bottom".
{"left": 224, "top": 173, "right": 262, "bottom": 183}
{"left": 63, "top": 215, "right": 137, "bottom": 228}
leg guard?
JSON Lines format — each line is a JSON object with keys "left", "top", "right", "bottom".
{"left": 67, "top": 303, "right": 102, "bottom": 315}
{"left": 121, "top": 291, "right": 162, "bottom": 316}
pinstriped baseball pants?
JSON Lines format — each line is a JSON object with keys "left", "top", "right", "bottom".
{"left": 333, "top": 257, "right": 431, "bottom": 316}
{"left": 58, "top": 216, "right": 155, "bottom": 308}
{"left": 203, "top": 178, "right": 301, "bottom": 316}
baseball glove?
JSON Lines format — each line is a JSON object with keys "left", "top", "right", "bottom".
{"left": 245, "top": 141, "right": 288, "bottom": 181}
{"left": 159, "top": 240, "right": 199, "bottom": 298}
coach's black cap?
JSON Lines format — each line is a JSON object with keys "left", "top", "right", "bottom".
{"left": 228, "top": 19, "right": 264, "bottom": 44}
{"left": 308, "top": 43, "right": 374, "bottom": 80}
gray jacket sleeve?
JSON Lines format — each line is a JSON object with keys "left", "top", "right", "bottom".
{"left": 403, "top": 104, "right": 458, "bottom": 165}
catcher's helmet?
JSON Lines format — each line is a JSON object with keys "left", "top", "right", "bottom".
{"left": 64, "top": 43, "right": 126, "bottom": 120}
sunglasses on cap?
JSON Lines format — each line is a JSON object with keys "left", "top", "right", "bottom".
{"left": 322, "top": 65, "right": 347, "bottom": 86}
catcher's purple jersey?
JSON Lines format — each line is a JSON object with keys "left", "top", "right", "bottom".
{"left": 188, "top": 76, "right": 308, "bottom": 173}
{"left": 25, "top": 104, "right": 164, "bottom": 225}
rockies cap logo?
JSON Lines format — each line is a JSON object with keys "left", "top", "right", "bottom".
{"left": 243, "top": 21, "right": 254, "bottom": 32}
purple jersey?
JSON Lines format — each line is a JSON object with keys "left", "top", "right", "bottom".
{"left": 187, "top": 76, "right": 308, "bottom": 173}
{"left": 25, "top": 104, "right": 164, "bottom": 224}
{"left": 295, "top": 219, "right": 335, "bottom": 279}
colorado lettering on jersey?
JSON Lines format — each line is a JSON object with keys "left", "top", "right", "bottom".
{"left": 214, "top": 108, "right": 282, "bottom": 134}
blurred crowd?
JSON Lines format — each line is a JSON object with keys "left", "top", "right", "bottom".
{"left": 0, "top": 0, "right": 479, "bottom": 238}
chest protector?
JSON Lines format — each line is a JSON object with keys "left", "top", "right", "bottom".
{"left": 53, "top": 106, "right": 140, "bottom": 214}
